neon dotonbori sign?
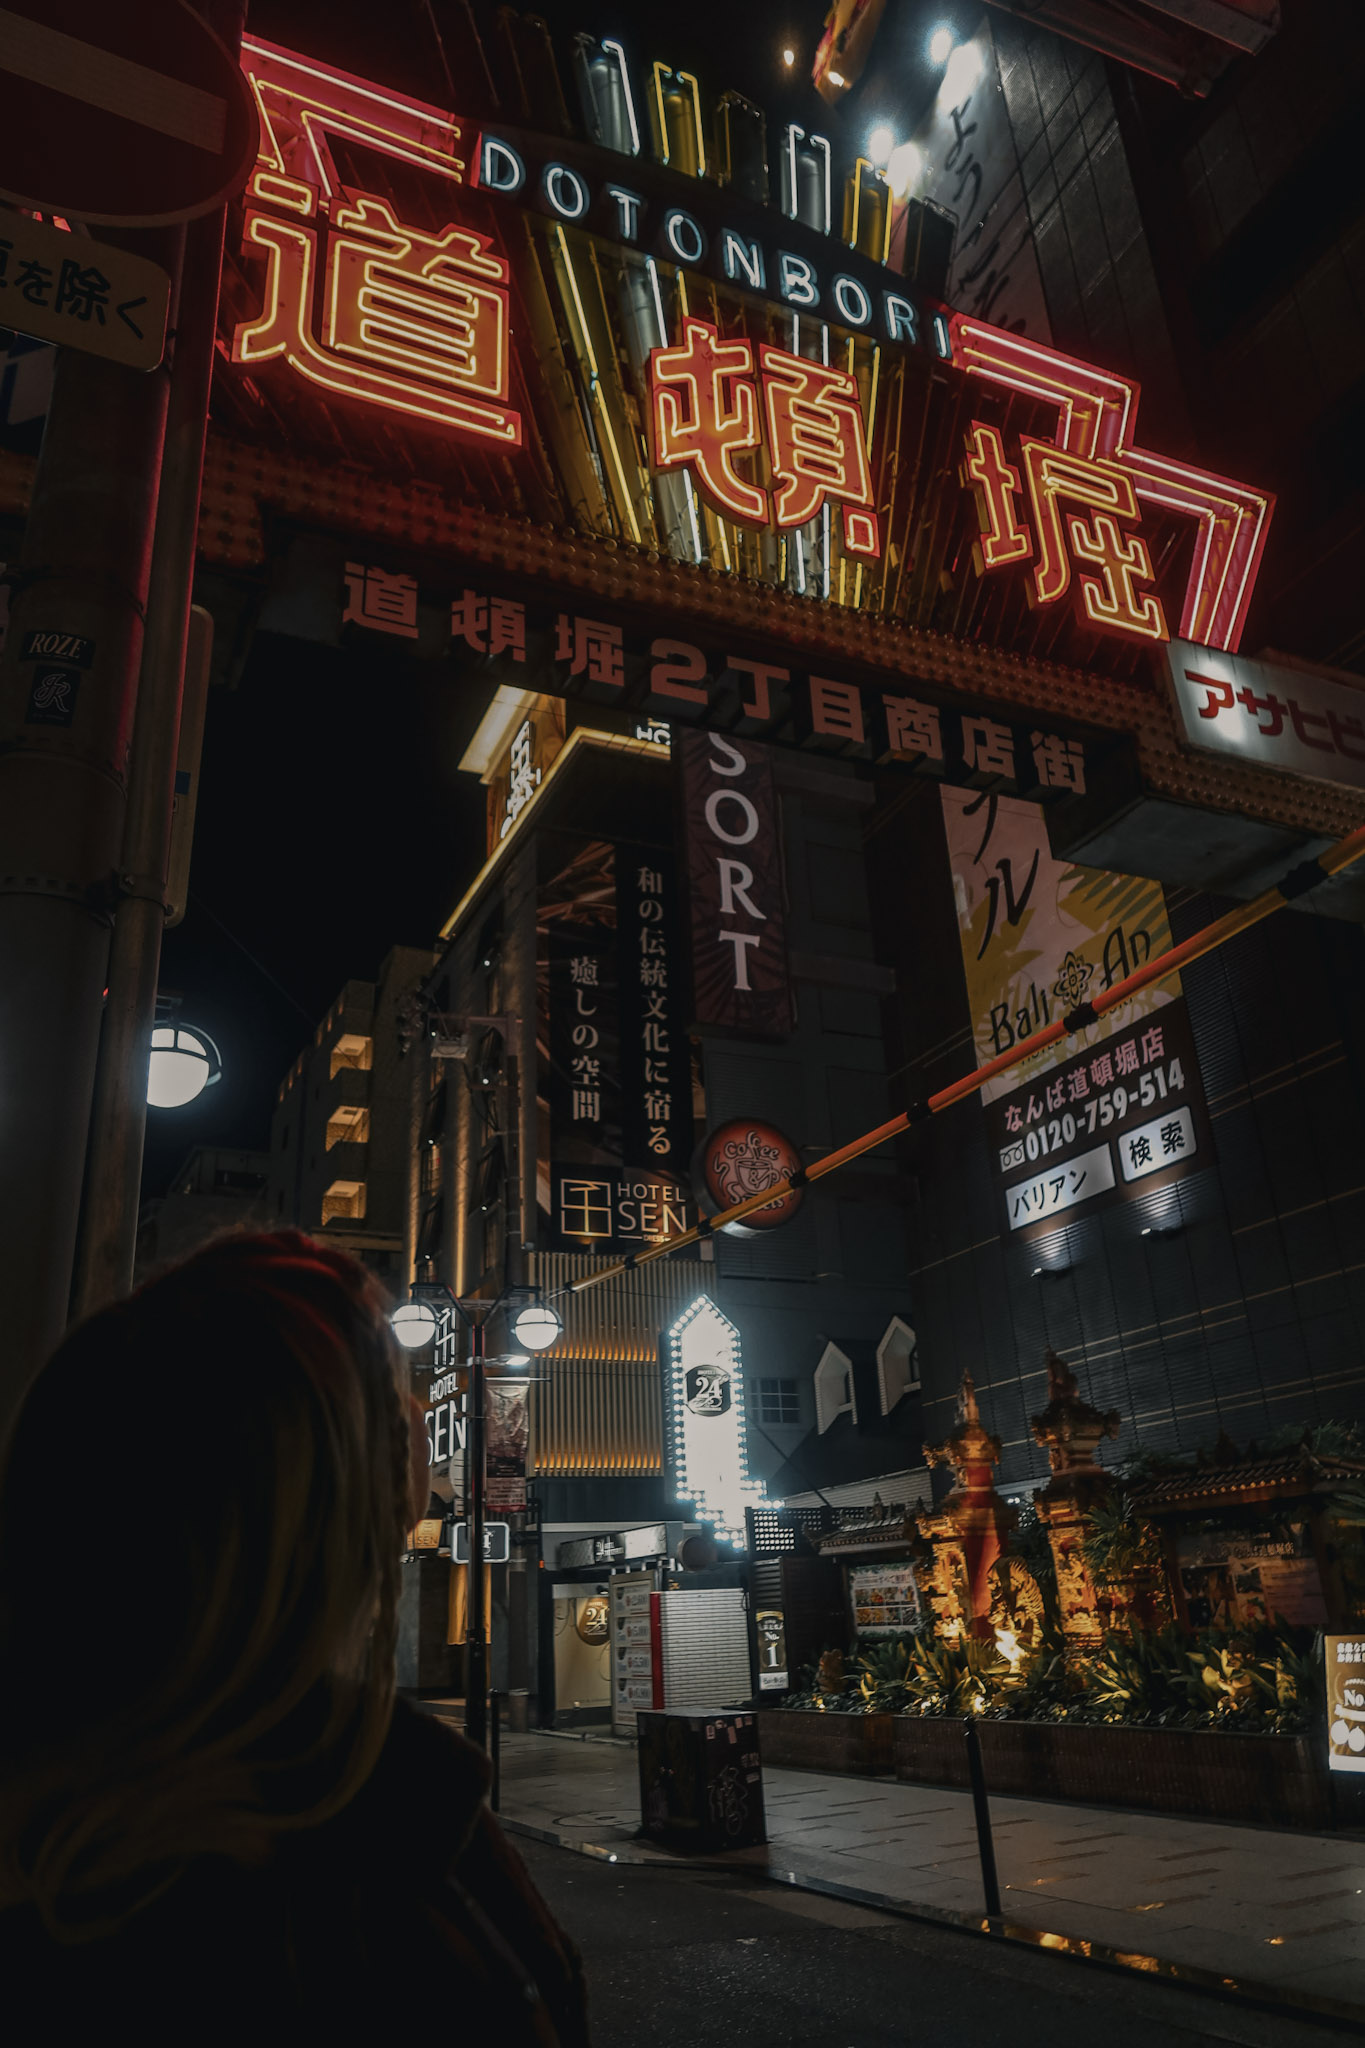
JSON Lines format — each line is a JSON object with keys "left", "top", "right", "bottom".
{"left": 229, "top": 36, "right": 1272, "bottom": 652}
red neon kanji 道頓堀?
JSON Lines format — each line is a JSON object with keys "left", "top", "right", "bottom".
{"left": 646, "top": 318, "right": 880, "bottom": 555}
{"left": 231, "top": 37, "right": 521, "bottom": 446}
{"left": 950, "top": 312, "right": 1272, "bottom": 651}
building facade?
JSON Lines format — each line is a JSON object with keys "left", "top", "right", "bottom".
{"left": 268, "top": 945, "right": 435, "bottom": 1284}
{"left": 134, "top": 1144, "right": 271, "bottom": 1281}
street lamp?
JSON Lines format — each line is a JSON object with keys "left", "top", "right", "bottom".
{"left": 390, "top": 1281, "right": 561, "bottom": 1748}
{"left": 391, "top": 1300, "right": 439, "bottom": 1350}
{"left": 512, "top": 1299, "right": 563, "bottom": 1351}
{"left": 146, "top": 1022, "right": 222, "bottom": 1108}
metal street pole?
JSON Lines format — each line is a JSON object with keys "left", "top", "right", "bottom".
{"left": 466, "top": 1311, "right": 489, "bottom": 1750}
{"left": 0, "top": 224, "right": 184, "bottom": 1435}
{"left": 71, "top": 194, "right": 228, "bottom": 1317}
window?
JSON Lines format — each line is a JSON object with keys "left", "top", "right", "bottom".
{"left": 325, "top": 1103, "right": 370, "bottom": 1150}
{"left": 877, "top": 1317, "right": 919, "bottom": 1413}
{"left": 814, "top": 1342, "right": 856, "bottom": 1434}
{"left": 321, "top": 1178, "right": 366, "bottom": 1224}
{"left": 416, "top": 1199, "right": 444, "bottom": 1262}
{"left": 329, "top": 1033, "right": 373, "bottom": 1078}
{"left": 754, "top": 1378, "right": 800, "bottom": 1427}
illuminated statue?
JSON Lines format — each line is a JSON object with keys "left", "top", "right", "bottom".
{"left": 1030, "top": 1348, "right": 1121, "bottom": 1653}
{"left": 917, "top": 1372, "right": 1018, "bottom": 1640}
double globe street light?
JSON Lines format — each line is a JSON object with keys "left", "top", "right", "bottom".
{"left": 392, "top": 1281, "right": 562, "bottom": 1748}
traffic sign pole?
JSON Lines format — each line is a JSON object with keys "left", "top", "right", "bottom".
{"left": 0, "top": 224, "right": 184, "bottom": 1430}
{"left": 72, "top": 191, "right": 228, "bottom": 1318}
{"left": 467, "top": 1317, "right": 490, "bottom": 1750}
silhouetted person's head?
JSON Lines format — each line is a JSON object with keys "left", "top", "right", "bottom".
{"left": 0, "top": 1231, "right": 416, "bottom": 1936}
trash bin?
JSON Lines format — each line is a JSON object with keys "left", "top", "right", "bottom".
{"left": 636, "top": 1708, "right": 766, "bottom": 1851}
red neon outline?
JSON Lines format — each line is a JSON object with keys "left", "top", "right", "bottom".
{"left": 960, "top": 421, "right": 1032, "bottom": 571}
{"left": 948, "top": 311, "right": 1273, "bottom": 652}
{"left": 843, "top": 507, "right": 881, "bottom": 557}
{"left": 646, "top": 317, "right": 767, "bottom": 526}
{"left": 231, "top": 42, "right": 521, "bottom": 445}
{"left": 233, "top": 204, "right": 521, "bottom": 445}
{"left": 1019, "top": 440, "right": 1168, "bottom": 643}
{"left": 758, "top": 342, "right": 876, "bottom": 532}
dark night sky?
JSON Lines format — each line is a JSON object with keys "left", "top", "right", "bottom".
{"left": 145, "top": 0, "right": 953, "bottom": 1195}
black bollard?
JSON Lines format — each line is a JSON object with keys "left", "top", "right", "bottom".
{"left": 963, "top": 1717, "right": 1002, "bottom": 1922}
{"left": 490, "top": 1691, "right": 502, "bottom": 1813}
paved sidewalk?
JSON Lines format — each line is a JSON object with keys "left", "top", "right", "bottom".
{"left": 489, "top": 1727, "right": 1365, "bottom": 2020}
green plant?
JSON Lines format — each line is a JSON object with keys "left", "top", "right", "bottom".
{"left": 1178, "top": 1633, "right": 1257, "bottom": 1717}
{"left": 901, "top": 1633, "right": 1009, "bottom": 1717}
{"left": 1261, "top": 1419, "right": 1363, "bottom": 1460}
{"left": 1324, "top": 1486, "right": 1365, "bottom": 1528}
{"left": 1083, "top": 1624, "right": 1189, "bottom": 1721}
{"left": 1081, "top": 1490, "right": 1164, "bottom": 1582}
{"left": 852, "top": 1637, "right": 914, "bottom": 1713}
{"left": 1118, "top": 1445, "right": 1198, "bottom": 1482}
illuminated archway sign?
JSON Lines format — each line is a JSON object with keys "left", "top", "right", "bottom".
{"left": 224, "top": 39, "right": 1275, "bottom": 654}
{"left": 664, "top": 1295, "right": 766, "bottom": 1546}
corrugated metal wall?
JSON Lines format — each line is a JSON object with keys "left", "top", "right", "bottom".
{"left": 525, "top": 1252, "right": 710, "bottom": 1477}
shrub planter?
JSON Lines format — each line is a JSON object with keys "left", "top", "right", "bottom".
{"left": 892, "top": 1717, "right": 1332, "bottom": 1830}
{"left": 758, "top": 1710, "right": 895, "bottom": 1776}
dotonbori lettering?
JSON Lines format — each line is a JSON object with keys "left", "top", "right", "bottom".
{"left": 476, "top": 135, "right": 921, "bottom": 349}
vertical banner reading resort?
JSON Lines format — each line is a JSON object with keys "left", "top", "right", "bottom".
{"left": 941, "top": 789, "right": 1211, "bottom": 1236}
{"left": 679, "top": 731, "right": 793, "bottom": 1039}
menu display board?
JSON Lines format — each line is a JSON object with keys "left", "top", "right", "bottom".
{"left": 609, "top": 1572, "right": 656, "bottom": 1734}
{"left": 849, "top": 1563, "right": 921, "bottom": 1635}
{"left": 1175, "top": 1526, "right": 1326, "bottom": 1630}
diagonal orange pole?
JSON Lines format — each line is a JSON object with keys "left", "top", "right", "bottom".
{"left": 565, "top": 821, "right": 1365, "bottom": 1297}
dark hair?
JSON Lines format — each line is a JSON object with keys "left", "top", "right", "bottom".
{"left": 0, "top": 1231, "right": 412, "bottom": 1937}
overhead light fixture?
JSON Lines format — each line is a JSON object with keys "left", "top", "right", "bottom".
{"left": 782, "top": 47, "right": 795, "bottom": 68}
{"left": 928, "top": 25, "right": 954, "bottom": 65}
{"left": 943, "top": 40, "right": 983, "bottom": 99}
{"left": 828, "top": 69, "right": 845, "bottom": 88}
{"left": 886, "top": 139, "right": 922, "bottom": 198}
{"left": 867, "top": 123, "right": 894, "bottom": 166}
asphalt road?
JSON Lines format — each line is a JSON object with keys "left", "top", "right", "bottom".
{"left": 516, "top": 1835, "right": 1360, "bottom": 2048}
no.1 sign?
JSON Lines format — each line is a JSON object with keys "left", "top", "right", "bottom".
{"left": 0, "top": 0, "right": 258, "bottom": 226}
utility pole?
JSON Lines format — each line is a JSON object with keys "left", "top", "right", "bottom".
{"left": 71, "top": 194, "right": 229, "bottom": 1317}
{"left": 0, "top": 225, "right": 184, "bottom": 1432}
{"left": 466, "top": 1313, "right": 490, "bottom": 1751}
